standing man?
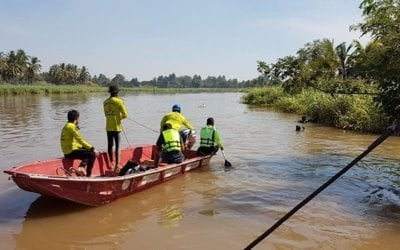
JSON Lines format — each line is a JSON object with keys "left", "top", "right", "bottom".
{"left": 60, "top": 110, "right": 97, "bottom": 177}
{"left": 104, "top": 84, "right": 128, "bottom": 171}
{"left": 160, "top": 104, "right": 194, "bottom": 132}
{"left": 197, "top": 117, "right": 223, "bottom": 156}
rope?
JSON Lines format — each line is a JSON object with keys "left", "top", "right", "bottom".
{"left": 122, "top": 129, "right": 132, "bottom": 148}
{"left": 244, "top": 127, "right": 394, "bottom": 249}
{"left": 127, "top": 117, "right": 159, "bottom": 133}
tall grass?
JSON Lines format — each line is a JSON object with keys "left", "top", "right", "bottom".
{"left": 0, "top": 83, "right": 241, "bottom": 95}
{"left": 242, "top": 87, "right": 389, "bottom": 133}
{"left": 0, "top": 83, "right": 104, "bottom": 95}
{"left": 242, "top": 87, "right": 285, "bottom": 105}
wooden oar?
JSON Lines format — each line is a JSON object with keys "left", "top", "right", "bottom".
{"left": 221, "top": 149, "right": 232, "bottom": 167}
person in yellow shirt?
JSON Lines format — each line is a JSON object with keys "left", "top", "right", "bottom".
{"left": 103, "top": 85, "right": 128, "bottom": 171}
{"left": 160, "top": 104, "right": 194, "bottom": 132}
{"left": 197, "top": 117, "right": 223, "bottom": 156}
{"left": 60, "top": 110, "right": 96, "bottom": 177}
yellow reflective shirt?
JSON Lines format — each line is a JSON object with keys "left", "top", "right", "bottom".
{"left": 103, "top": 97, "right": 128, "bottom": 132}
{"left": 160, "top": 111, "right": 194, "bottom": 131}
{"left": 60, "top": 122, "right": 92, "bottom": 155}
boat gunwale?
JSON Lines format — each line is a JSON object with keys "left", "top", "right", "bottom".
{"left": 4, "top": 154, "right": 212, "bottom": 182}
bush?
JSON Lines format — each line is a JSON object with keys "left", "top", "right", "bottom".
{"left": 242, "top": 87, "right": 285, "bottom": 105}
{"left": 242, "top": 85, "right": 389, "bottom": 133}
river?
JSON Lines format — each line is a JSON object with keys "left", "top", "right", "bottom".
{"left": 0, "top": 92, "right": 399, "bottom": 249}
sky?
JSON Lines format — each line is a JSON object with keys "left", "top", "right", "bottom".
{"left": 0, "top": 0, "right": 368, "bottom": 81}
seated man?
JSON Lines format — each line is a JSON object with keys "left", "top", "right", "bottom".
{"left": 197, "top": 117, "right": 223, "bottom": 156}
{"left": 154, "top": 123, "right": 185, "bottom": 166}
{"left": 60, "top": 110, "right": 97, "bottom": 177}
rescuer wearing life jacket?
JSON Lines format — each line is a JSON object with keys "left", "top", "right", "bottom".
{"left": 154, "top": 123, "right": 185, "bottom": 166}
{"left": 60, "top": 110, "right": 98, "bottom": 177}
{"left": 103, "top": 84, "right": 128, "bottom": 172}
{"left": 197, "top": 117, "right": 223, "bottom": 156}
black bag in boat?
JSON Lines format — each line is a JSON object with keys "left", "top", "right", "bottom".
{"left": 119, "top": 161, "right": 139, "bottom": 176}
{"left": 119, "top": 160, "right": 157, "bottom": 176}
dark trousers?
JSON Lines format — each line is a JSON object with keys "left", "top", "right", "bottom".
{"left": 65, "top": 149, "right": 95, "bottom": 176}
{"left": 162, "top": 151, "right": 184, "bottom": 164}
{"left": 197, "top": 146, "right": 217, "bottom": 156}
{"left": 107, "top": 131, "right": 121, "bottom": 164}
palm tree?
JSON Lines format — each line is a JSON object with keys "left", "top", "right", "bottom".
{"left": 15, "top": 49, "right": 29, "bottom": 81}
{"left": 78, "top": 66, "right": 90, "bottom": 84}
{"left": 4, "top": 51, "right": 20, "bottom": 81}
{"left": 335, "top": 42, "right": 354, "bottom": 78}
{"left": 26, "top": 57, "right": 42, "bottom": 83}
{"left": 49, "top": 64, "right": 64, "bottom": 84}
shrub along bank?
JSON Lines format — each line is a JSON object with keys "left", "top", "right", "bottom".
{"left": 0, "top": 83, "right": 241, "bottom": 95}
{"left": 242, "top": 87, "right": 389, "bottom": 133}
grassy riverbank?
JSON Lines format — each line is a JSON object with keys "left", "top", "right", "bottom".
{"left": 242, "top": 87, "right": 389, "bottom": 133}
{"left": 0, "top": 83, "right": 241, "bottom": 95}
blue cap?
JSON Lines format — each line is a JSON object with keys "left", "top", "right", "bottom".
{"left": 172, "top": 104, "right": 181, "bottom": 112}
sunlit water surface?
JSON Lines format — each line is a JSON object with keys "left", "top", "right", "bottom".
{"left": 0, "top": 92, "right": 399, "bottom": 249}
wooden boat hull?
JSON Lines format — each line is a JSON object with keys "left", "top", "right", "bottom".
{"left": 4, "top": 145, "right": 212, "bottom": 206}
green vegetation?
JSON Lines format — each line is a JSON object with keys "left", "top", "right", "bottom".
{"left": 0, "top": 83, "right": 104, "bottom": 95}
{"left": 0, "top": 49, "right": 249, "bottom": 89}
{"left": 0, "top": 83, "right": 241, "bottom": 95}
{"left": 243, "top": 87, "right": 388, "bottom": 133}
{"left": 244, "top": 0, "right": 400, "bottom": 132}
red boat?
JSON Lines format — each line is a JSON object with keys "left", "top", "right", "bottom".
{"left": 4, "top": 145, "right": 212, "bottom": 206}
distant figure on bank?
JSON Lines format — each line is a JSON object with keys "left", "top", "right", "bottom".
{"left": 296, "top": 125, "right": 305, "bottom": 131}
{"left": 103, "top": 84, "right": 128, "bottom": 172}
{"left": 197, "top": 117, "right": 224, "bottom": 156}
{"left": 154, "top": 123, "right": 185, "bottom": 166}
{"left": 60, "top": 110, "right": 97, "bottom": 177}
{"left": 160, "top": 104, "right": 194, "bottom": 132}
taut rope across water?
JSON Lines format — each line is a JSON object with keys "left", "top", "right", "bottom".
{"left": 244, "top": 127, "right": 394, "bottom": 249}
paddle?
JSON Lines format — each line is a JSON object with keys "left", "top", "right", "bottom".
{"left": 221, "top": 149, "right": 232, "bottom": 167}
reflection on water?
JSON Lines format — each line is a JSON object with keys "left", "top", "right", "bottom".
{"left": 0, "top": 92, "right": 399, "bottom": 249}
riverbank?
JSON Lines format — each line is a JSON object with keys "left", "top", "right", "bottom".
{"left": 0, "top": 83, "right": 242, "bottom": 95}
{"left": 242, "top": 86, "right": 389, "bottom": 133}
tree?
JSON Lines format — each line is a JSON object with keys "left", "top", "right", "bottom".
{"left": 47, "top": 63, "right": 90, "bottom": 84}
{"left": 350, "top": 40, "right": 384, "bottom": 80}
{"left": 129, "top": 77, "right": 140, "bottom": 87}
{"left": 26, "top": 57, "right": 42, "bottom": 83}
{"left": 111, "top": 74, "right": 126, "bottom": 86}
{"left": 78, "top": 66, "right": 90, "bottom": 84}
{"left": 192, "top": 74, "right": 202, "bottom": 88}
{"left": 335, "top": 42, "right": 353, "bottom": 78}
{"left": 0, "top": 52, "right": 6, "bottom": 81}
{"left": 352, "top": 0, "right": 400, "bottom": 119}
{"left": 96, "top": 74, "right": 111, "bottom": 86}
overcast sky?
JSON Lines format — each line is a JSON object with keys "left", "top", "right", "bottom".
{"left": 0, "top": 0, "right": 368, "bottom": 81}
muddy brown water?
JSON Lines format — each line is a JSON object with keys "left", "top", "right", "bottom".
{"left": 0, "top": 92, "right": 399, "bottom": 249}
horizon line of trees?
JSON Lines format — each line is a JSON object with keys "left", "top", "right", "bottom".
{"left": 0, "top": 49, "right": 251, "bottom": 88}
